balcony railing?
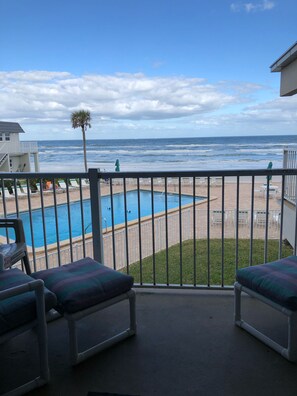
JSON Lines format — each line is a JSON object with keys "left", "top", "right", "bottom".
{"left": 0, "top": 141, "right": 38, "bottom": 155}
{"left": 283, "top": 147, "right": 297, "bottom": 202}
{"left": 1, "top": 168, "right": 296, "bottom": 289}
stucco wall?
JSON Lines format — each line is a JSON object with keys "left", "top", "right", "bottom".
{"left": 283, "top": 200, "right": 296, "bottom": 248}
{"left": 280, "top": 58, "right": 297, "bottom": 96}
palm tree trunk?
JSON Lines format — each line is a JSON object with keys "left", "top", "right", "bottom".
{"left": 82, "top": 126, "right": 88, "bottom": 172}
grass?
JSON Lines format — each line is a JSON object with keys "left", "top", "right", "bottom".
{"left": 127, "top": 239, "right": 293, "bottom": 287}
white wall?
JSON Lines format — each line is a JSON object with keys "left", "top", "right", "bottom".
{"left": 283, "top": 200, "right": 296, "bottom": 248}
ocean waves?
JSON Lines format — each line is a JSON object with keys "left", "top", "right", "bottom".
{"left": 36, "top": 135, "right": 297, "bottom": 172}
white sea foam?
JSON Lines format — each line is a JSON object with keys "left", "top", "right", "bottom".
{"left": 35, "top": 135, "right": 296, "bottom": 173}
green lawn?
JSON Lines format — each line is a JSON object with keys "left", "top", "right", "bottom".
{"left": 126, "top": 239, "right": 293, "bottom": 287}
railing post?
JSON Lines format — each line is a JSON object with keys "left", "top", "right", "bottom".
{"left": 88, "top": 168, "right": 104, "bottom": 263}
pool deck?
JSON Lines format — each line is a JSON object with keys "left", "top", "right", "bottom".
{"left": 0, "top": 178, "right": 282, "bottom": 271}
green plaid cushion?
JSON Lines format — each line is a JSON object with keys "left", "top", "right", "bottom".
{"left": 236, "top": 256, "right": 297, "bottom": 310}
{"left": 0, "top": 268, "right": 57, "bottom": 335}
{"left": 32, "top": 257, "right": 134, "bottom": 314}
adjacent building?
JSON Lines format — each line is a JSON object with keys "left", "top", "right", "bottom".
{"left": 0, "top": 121, "right": 40, "bottom": 172}
{"left": 271, "top": 42, "right": 297, "bottom": 248}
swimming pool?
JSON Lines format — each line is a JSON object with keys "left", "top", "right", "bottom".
{"left": 2, "top": 190, "right": 204, "bottom": 248}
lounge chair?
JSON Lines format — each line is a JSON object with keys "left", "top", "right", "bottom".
{"left": 254, "top": 210, "right": 268, "bottom": 227}
{"left": 58, "top": 180, "right": 67, "bottom": 190}
{"left": 14, "top": 185, "right": 27, "bottom": 197}
{"left": 3, "top": 188, "right": 13, "bottom": 199}
{"left": 237, "top": 210, "right": 249, "bottom": 226}
{"left": 81, "top": 179, "right": 89, "bottom": 188}
{"left": 211, "top": 210, "right": 225, "bottom": 225}
{"left": 69, "top": 179, "right": 80, "bottom": 188}
{"left": 210, "top": 177, "right": 222, "bottom": 186}
{"left": 196, "top": 177, "right": 207, "bottom": 185}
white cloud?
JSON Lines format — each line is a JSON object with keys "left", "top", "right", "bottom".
{"left": 230, "top": 0, "right": 275, "bottom": 13}
{"left": 1, "top": 70, "right": 295, "bottom": 140}
{"left": 190, "top": 95, "right": 297, "bottom": 135}
{"left": 0, "top": 71, "right": 240, "bottom": 125}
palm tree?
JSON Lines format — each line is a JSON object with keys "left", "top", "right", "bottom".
{"left": 71, "top": 110, "right": 91, "bottom": 172}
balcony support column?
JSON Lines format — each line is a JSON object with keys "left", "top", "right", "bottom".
{"left": 89, "top": 168, "right": 104, "bottom": 263}
{"left": 33, "top": 152, "right": 40, "bottom": 172}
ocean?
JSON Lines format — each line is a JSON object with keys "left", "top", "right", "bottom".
{"left": 36, "top": 135, "right": 297, "bottom": 173}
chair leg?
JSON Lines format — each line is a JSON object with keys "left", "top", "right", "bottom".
{"left": 22, "top": 252, "right": 31, "bottom": 275}
{"left": 234, "top": 282, "right": 242, "bottom": 325}
{"left": 66, "top": 291, "right": 137, "bottom": 365}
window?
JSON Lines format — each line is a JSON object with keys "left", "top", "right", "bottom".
{"left": 5, "top": 133, "right": 10, "bottom": 141}
{"left": 0, "top": 134, "right": 3, "bottom": 141}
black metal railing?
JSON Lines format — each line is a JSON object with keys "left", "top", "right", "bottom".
{"left": 1, "top": 168, "right": 296, "bottom": 288}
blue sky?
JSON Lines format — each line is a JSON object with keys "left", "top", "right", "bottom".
{"left": 0, "top": 0, "right": 296, "bottom": 140}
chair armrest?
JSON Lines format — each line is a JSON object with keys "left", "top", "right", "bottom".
{"left": 0, "top": 218, "right": 26, "bottom": 243}
{"left": 0, "top": 278, "right": 44, "bottom": 301}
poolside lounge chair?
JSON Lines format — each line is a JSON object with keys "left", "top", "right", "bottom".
{"left": 69, "top": 179, "right": 80, "bottom": 188}
{"left": 58, "top": 180, "right": 67, "bottom": 190}
{"left": 81, "top": 179, "right": 89, "bottom": 188}
{"left": 14, "top": 185, "right": 27, "bottom": 197}
{"left": 195, "top": 177, "right": 206, "bottom": 185}
{"left": 254, "top": 210, "right": 268, "bottom": 227}
{"left": 2, "top": 188, "right": 14, "bottom": 199}
{"left": 210, "top": 177, "right": 222, "bottom": 186}
{"left": 211, "top": 210, "right": 225, "bottom": 225}
{"left": 237, "top": 210, "right": 249, "bottom": 226}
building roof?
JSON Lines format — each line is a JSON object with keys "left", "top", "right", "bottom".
{"left": 0, "top": 121, "right": 25, "bottom": 134}
{"left": 270, "top": 42, "right": 297, "bottom": 72}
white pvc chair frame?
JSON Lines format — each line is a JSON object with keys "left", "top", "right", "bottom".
{"left": 234, "top": 281, "right": 297, "bottom": 362}
{"left": 0, "top": 279, "right": 49, "bottom": 396}
{"left": 65, "top": 289, "right": 137, "bottom": 365}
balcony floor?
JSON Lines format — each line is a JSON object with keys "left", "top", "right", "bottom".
{"left": 1, "top": 289, "right": 297, "bottom": 396}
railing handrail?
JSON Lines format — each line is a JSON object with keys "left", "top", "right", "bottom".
{"left": 1, "top": 168, "right": 297, "bottom": 179}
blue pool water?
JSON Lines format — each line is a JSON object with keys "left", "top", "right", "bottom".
{"left": 2, "top": 190, "right": 204, "bottom": 248}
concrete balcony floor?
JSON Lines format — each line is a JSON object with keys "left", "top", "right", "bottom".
{"left": 1, "top": 289, "right": 297, "bottom": 396}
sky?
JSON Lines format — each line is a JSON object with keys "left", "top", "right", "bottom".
{"left": 0, "top": 0, "right": 297, "bottom": 141}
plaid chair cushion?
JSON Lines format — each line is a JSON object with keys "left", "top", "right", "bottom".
{"left": 236, "top": 255, "right": 297, "bottom": 310}
{"left": 32, "top": 257, "right": 134, "bottom": 314}
{"left": 0, "top": 268, "right": 57, "bottom": 335}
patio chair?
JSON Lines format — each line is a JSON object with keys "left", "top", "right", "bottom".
{"left": 1, "top": 218, "right": 137, "bottom": 366}
{"left": 3, "top": 188, "right": 14, "bottom": 199}
{"left": 14, "top": 185, "right": 27, "bottom": 197}
{"left": 81, "top": 179, "right": 89, "bottom": 188}
{"left": 210, "top": 177, "right": 222, "bottom": 186}
{"left": 196, "top": 177, "right": 207, "bottom": 185}
{"left": 69, "top": 179, "right": 80, "bottom": 188}
{"left": 0, "top": 218, "right": 31, "bottom": 275}
{"left": 237, "top": 210, "right": 249, "bottom": 226}
{"left": 254, "top": 210, "right": 268, "bottom": 227}
{"left": 58, "top": 180, "right": 67, "bottom": 190}
{"left": 0, "top": 262, "right": 57, "bottom": 395}
{"left": 234, "top": 256, "right": 297, "bottom": 362}
{"left": 211, "top": 210, "right": 225, "bottom": 225}
{"left": 32, "top": 257, "right": 137, "bottom": 365}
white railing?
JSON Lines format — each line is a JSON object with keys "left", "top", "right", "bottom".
{"left": 0, "top": 141, "right": 38, "bottom": 154}
{"left": 283, "top": 147, "right": 297, "bottom": 202}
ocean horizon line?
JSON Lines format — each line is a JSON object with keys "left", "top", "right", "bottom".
{"left": 22, "top": 133, "right": 297, "bottom": 143}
